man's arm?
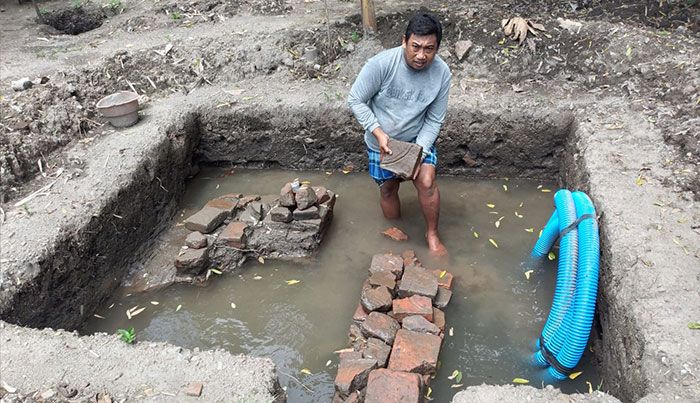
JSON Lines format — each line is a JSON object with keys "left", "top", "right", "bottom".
{"left": 347, "top": 59, "right": 392, "bottom": 155}
{"left": 415, "top": 71, "right": 451, "bottom": 156}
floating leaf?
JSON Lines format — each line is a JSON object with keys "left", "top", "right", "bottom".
{"left": 537, "top": 185, "right": 543, "bottom": 189}
{"left": 210, "top": 268, "right": 222, "bottom": 275}
{"left": 448, "top": 370, "right": 459, "bottom": 380}
{"left": 300, "top": 368, "right": 312, "bottom": 375}
{"left": 486, "top": 203, "right": 496, "bottom": 208}
{"left": 449, "top": 327, "right": 454, "bottom": 336}
{"left": 253, "top": 275, "right": 262, "bottom": 280}
{"left": 451, "top": 384, "right": 463, "bottom": 388}
{"left": 126, "top": 309, "right": 132, "bottom": 319}
{"left": 341, "top": 169, "right": 351, "bottom": 174}
{"left": 514, "top": 211, "right": 523, "bottom": 218}
{"left": 688, "top": 322, "right": 700, "bottom": 330}
{"left": 94, "top": 314, "right": 105, "bottom": 319}
{"left": 541, "top": 188, "right": 552, "bottom": 193}
{"left": 426, "top": 386, "right": 432, "bottom": 398}
{"left": 326, "top": 360, "right": 332, "bottom": 367}
{"left": 230, "top": 302, "right": 237, "bottom": 309}
{"left": 176, "top": 304, "right": 182, "bottom": 311}
{"left": 150, "top": 301, "right": 159, "bottom": 305}
{"left": 301, "top": 180, "right": 311, "bottom": 185}
{"left": 325, "top": 171, "right": 333, "bottom": 175}
{"left": 525, "top": 228, "right": 534, "bottom": 233}
{"left": 489, "top": 238, "right": 499, "bottom": 248}
{"left": 548, "top": 251, "right": 556, "bottom": 260}
{"left": 439, "top": 270, "right": 447, "bottom": 279}
{"left": 258, "top": 256, "right": 265, "bottom": 264}
{"left": 569, "top": 371, "right": 583, "bottom": 379}
{"left": 130, "top": 307, "right": 146, "bottom": 317}
{"left": 286, "top": 279, "right": 301, "bottom": 285}
{"left": 473, "top": 231, "right": 479, "bottom": 238}
{"left": 503, "top": 184, "right": 508, "bottom": 191}
{"left": 519, "top": 202, "right": 524, "bottom": 207}
{"left": 512, "top": 378, "right": 530, "bottom": 384}
{"left": 495, "top": 220, "right": 501, "bottom": 229}
{"left": 586, "top": 381, "right": 593, "bottom": 393}
{"left": 524, "top": 270, "right": 533, "bottom": 280}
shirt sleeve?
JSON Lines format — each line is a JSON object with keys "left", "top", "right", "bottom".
{"left": 347, "top": 57, "right": 383, "bottom": 134}
{"left": 415, "top": 70, "right": 451, "bottom": 154}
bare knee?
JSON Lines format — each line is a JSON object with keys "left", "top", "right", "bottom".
{"left": 415, "top": 175, "right": 436, "bottom": 196}
{"left": 380, "top": 180, "right": 400, "bottom": 200}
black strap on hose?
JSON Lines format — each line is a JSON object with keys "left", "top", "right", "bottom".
{"left": 559, "top": 213, "right": 596, "bottom": 238}
{"left": 539, "top": 336, "right": 576, "bottom": 375}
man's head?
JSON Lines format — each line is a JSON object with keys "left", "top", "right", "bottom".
{"left": 402, "top": 13, "right": 442, "bottom": 70}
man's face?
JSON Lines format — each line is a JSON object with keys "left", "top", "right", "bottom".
{"left": 402, "top": 33, "right": 438, "bottom": 70}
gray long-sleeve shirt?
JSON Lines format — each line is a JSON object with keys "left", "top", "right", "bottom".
{"left": 347, "top": 46, "right": 451, "bottom": 154}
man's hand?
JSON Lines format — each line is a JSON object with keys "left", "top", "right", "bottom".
{"left": 372, "top": 127, "right": 392, "bottom": 158}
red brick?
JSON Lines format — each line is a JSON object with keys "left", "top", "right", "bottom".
{"left": 432, "top": 269, "right": 454, "bottom": 290}
{"left": 334, "top": 358, "right": 377, "bottom": 397}
{"left": 392, "top": 295, "right": 433, "bottom": 322}
{"left": 398, "top": 265, "right": 438, "bottom": 299}
{"left": 184, "top": 206, "right": 229, "bottom": 234}
{"left": 387, "top": 329, "right": 442, "bottom": 375}
{"left": 205, "top": 197, "right": 237, "bottom": 214}
{"left": 279, "top": 183, "right": 296, "bottom": 207}
{"left": 364, "top": 369, "right": 422, "bottom": 403}
{"left": 353, "top": 303, "right": 368, "bottom": 323}
{"left": 382, "top": 227, "right": 408, "bottom": 241}
{"left": 368, "top": 271, "right": 396, "bottom": 291}
{"left": 184, "top": 382, "right": 203, "bottom": 397}
{"left": 432, "top": 307, "right": 445, "bottom": 332}
{"left": 219, "top": 221, "right": 248, "bottom": 248}
{"left": 434, "top": 287, "right": 452, "bottom": 309}
{"left": 175, "top": 247, "right": 208, "bottom": 275}
{"left": 361, "top": 286, "right": 393, "bottom": 312}
{"left": 361, "top": 312, "right": 400, "bottom": 345}
{"left": 369, "top": 254, "right": 404, "bottom": 279}
{"left": 362, "top": 337, "right": 391, "bottom": 367}
{"left": 401, "top": 249, "right": 419, "bottom": 266}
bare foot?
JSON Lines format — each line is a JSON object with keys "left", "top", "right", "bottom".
{"left": 426, "top": 232, "right": 448, "bottom": 256}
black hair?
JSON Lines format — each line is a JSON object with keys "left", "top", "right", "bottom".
{"left": 404, "top": 13, "right": 443, "bottom": 48}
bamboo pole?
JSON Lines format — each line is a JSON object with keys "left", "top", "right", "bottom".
{"left": 360, "top": 0, "right": 377, "bottom": 35}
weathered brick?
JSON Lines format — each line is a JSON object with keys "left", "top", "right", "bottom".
{"left": 184, "top": 206, "right": 229, "bottom": 234}
{"left": 368, "top": 271, "right": 396, "bottom": 292}
{"left": 362, "top": 337, "right": 391, "bottom": 367}
{"left": 398, "top": 265, "right": 438, "bottom": 299}
{"left": 360, "top": 286, "right": 393, "bottom": 312}
{"left": 349, "top": 323, "right": 367, "bottom": 349}
{"left": 218, "top": 221, "right": 248, "bottom": 248}
{"left": 432, "top": 269, "right": 454, "bottom": 290}
{"left": 434, "top": 287, "right": 452, "bottom": 309}
{"left": 334, "top": 358, "right": 377, "bottom": 397}
{"left": 239, "top": 201, "right": 263, "bottom": 224}
{"left": 279, "top": 183, "right": 296, "bottom": 207}
{"left": 382, "top": 227, "right": 409, "bottom": 241}
{"left": 402, "top": 315, "right": 440, "bottom": 335}
{"left": 432, "top": 307, "right": 445, "bottom": 332}
{"left": 185, "top": 231, "right": 208, "bottom": 249}
{"left": 238, "top": 194, "right": 260, "bottom": 207}
{"left": 365, "top": 369, "right": 423, "bottom": 403}
{"left": 175, "top": 247, "right": 208, "bottom": 275}
{"left": 184, "top": 382, "right": 203, "bottom": 397}
{"left": 205, "top": 197, "right": 238, "bottom": 214}
{"left": 295, "top": 186, "right": 317, "bottom": 210}
{"left": 339, "top": 350, "right": 363, "bottom": 362}
{"left": 401, "top": 249, "right": 419, "bottom": 267}
{"left": 361, "top": 312, "right": 400, "bottom": 345}
{"left": 269, "top": 205, "right": 293, "bottom": 223}
{"left": 369, "top": 254, "right": 404, "bottom": 279}
{"left": 392, "top": 295, "right": 433, "bottom": 322}
{"left": 387, "top": 329, "right": 441, "bottom": 375}
{"left": 313, "top": 186, "right": 331, "bottom": 204}
{"left": 353, "top": 303, "right": 368, "bottom": 323}
{"left": 292, "top": 205, "right": 320, "bottom": 220}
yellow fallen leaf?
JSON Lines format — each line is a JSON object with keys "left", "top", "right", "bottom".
{"left": 126, "top": 309, "right": 132, "bottom": 319}
{"left": 513, "top": 378, "right": 530, "bottom": 384}
{"left": 439, "top": 270, "right": 447, "bottom": 279}
{"left": 326, "top": 360, "right": 332, "bottom": 367}
{"left": 130, "top": 307, "right": 146, "bottom": 317}
{"left": 538, "top": 229, "right": 543, "bottom": 238}
{"left": 548, "top": 251, "right": 556, "bottom": 260}
{"left": 426, "top": 386, "right": 432, "bottom": 398}
{"left": 325, "top": 171, "right": 332, "bottom": 175}
{"left": 503, "top": 184, "right": 508, "bottom": 191}
{"left": 341, "top": 169, "right": 351, "bottom": 174}
{"left": 300, "top": 368, "right": 312, "bottom": 375}
{"left": 301, "top": 180, "right": 311, "bottom": 185}
{"left": 519, "top": 202, "right": 524, "bottom": 207}
{"left": 635, "top": 175, "right": 646, "bottom": 186}
{"left": 489, "top": 238, "right": 499, "bottom": 248}
{"left": 541, "top": 188, "right": 552, "bottom": 193}
{"left": 286, "top": 279, "right": 301, "bottom": 285}
{"left": 569, "top": 371, "right": 583, "bottom": 379}
{"left": 537, "top": 185, "right": 543, "bottom": 189}
{"left": 150, "top": 301, "right": 159, "bottom": 305}
{"left": 257, "top": 256, "right": 265, "bottom": 264}
{"left": 586, "top": 381, "right": 593, "bottom": 393}
{"left": 486, "top": 203, "right": 496, "bottom": 208}
{"left": 176, "top": 304, "right": 182, "bottom": 311}
{"left": 94, "top": 314, "right": 105, "bottom": 319}
{"left": 524, "top": 270, "right": 533, "bottom": 280}
{"left": 495, "top": 221, "right": 500, "bottom": 229}
{"left": 209, "top": 268, "right": 222, "bottom": 275}
{"left": 448, "top": 370, "right": 459, "bottom": 380}
{"left": 514, "top": 211, "right": 523, "bottom": 218}
{"left": 525, "top": 227, "right": 534, "bottom": 232}
{"left": 473, "top": 231, "right": 479, "bottom": 238}
{"left": 230, "top": 302, "right": 236, "bottom": 309}
{"left": 451, "top": 384, "right": 463, "bottom": 388}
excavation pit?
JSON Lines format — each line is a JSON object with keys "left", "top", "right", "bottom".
{"left": 1, "top": 96, "right": 696, "bottom": 402}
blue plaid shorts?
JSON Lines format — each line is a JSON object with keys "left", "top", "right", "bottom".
{"left": 367, "top": 144, "right": 437, "bottom": 186}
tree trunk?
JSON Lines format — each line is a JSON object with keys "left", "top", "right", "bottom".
{"left": 360, "top": 0, "right": 377, "bottom": 35}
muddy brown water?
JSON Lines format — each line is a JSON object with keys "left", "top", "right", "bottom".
{"left": 83, "top": 168, "right": 601, "bottom": 401}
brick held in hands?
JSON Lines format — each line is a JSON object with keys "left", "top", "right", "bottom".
{"left": 380, "top": 138, "right": 423, "bottom": 179}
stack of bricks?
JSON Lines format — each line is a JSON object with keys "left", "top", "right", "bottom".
{"left": 333, "top": 250, "right": 454, "bottom": 402}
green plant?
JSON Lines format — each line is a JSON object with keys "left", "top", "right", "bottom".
{"left": 350, "top": 31, "right": 361, "bottom": 43}
{"left": 117, "top": 327, "right": 136, "bottom": 344}
{"left": 170, "top": 11, "right": 182, "bottom": 20}
{"left": 106, "top": 0, "right": 122, "bottom": 11}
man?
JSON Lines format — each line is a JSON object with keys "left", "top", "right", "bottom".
{"left": 348, "top": 13, "right": 451, "bottom": 255}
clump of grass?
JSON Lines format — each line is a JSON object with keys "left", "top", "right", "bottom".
{"left": 117, "top": 327, "right": 136, "bottom": 344}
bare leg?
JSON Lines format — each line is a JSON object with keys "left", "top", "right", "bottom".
{"left": 379, "top": 179, "right": 401, "bottom": 219}
{"left": 413, "top": 164, "right": 447, "bottom": 255}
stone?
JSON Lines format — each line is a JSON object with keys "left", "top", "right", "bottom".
{"left": 318, "top": 191, "right": 337, "bottom": 220}
{"left": 295, "top": 185, "right": 317, "bottom": 210}
{"left": 432, "top": 308, "right": 445, "bottom": 332}
{"left": 432, "top": 269, "right": 454, "bottom": 290}
{"left": 269, "top": 205, "right": 292, "bottom": 223}
{"left": 185, "top": 231, "right": 208, "bottom": 249}
{"left": 238, "top": 194, "right": 260, "bottom": 207}
{"left": 454, "top": 39, "right": 473, "bottom": 61}
{"left": 239, "top": 201, "right": 263, "bottom": 224}
{"left": 361, "top": 312, "right": 400, "bottom": 345}
{"left": 434, "top": 287, "right": 452, "bottom": 309}
{"left": 279, "top": 183, "right": 296, "bottom": 207}
{"left": 334, "top": 358, "right": 377, "bottom": 397}
{"left": 339, "top": 350, "right": 364, "bottom": 361}
{"left": 349, "top": 323, "right": 367, "bottom": 348}
{"left": 184, "top": 206, "right": 229, "bottom": 234}
{"left": 398, "top": 265, "right": 438, "bottom": 299}
{"left": 360, "top": 286, "right": 393, "bottom": 312}
{"left": 368, "top": 271, "right": 396, "bottom": 292}
{"left": 401, "top": 249, "right": 419, "bottom": 266}
{"left": 362, "top": 337, "right": 391, "bottom": 367}
{"left": 293, "top": 205, "right": 320, "bottom": 220}
{"left": 381, "top": 227, "right": 408, "bottom": 241}
{"left": 218, "top": 221, "right": 248, "bottom": 248}
{"left": 392, "top": 295, "right": 433, "bottom": 322}
{"left": 205, "top": 197, "right": 238, "bottom": 215}
{"left": 353, "top": 303, "right": 368, "bottom": 323}
{"left": 184, "top": 382, "right": 203, "bottom": 397}
{"left": 11, "top": 77, "right": 32, "bottom": 91}
{"left": 369, "top": 254, "right": 404, "bottom": 279}
{"left": 365, "top": 369, "right": 423, "bottom": 403}
{"left": 462, "top": 152, "right": 478, "bottom": 167}
{"left": 175, "top": 247, "right": 208, "bottom": 275}
{"left": 313, "top": 186, "right": 331, "bottom": 204}
{"left": 387, "top": 329, "right": 441, "bottom": 375}
{"left": 402, "top": 315, "right": 440, "bottom": 335}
